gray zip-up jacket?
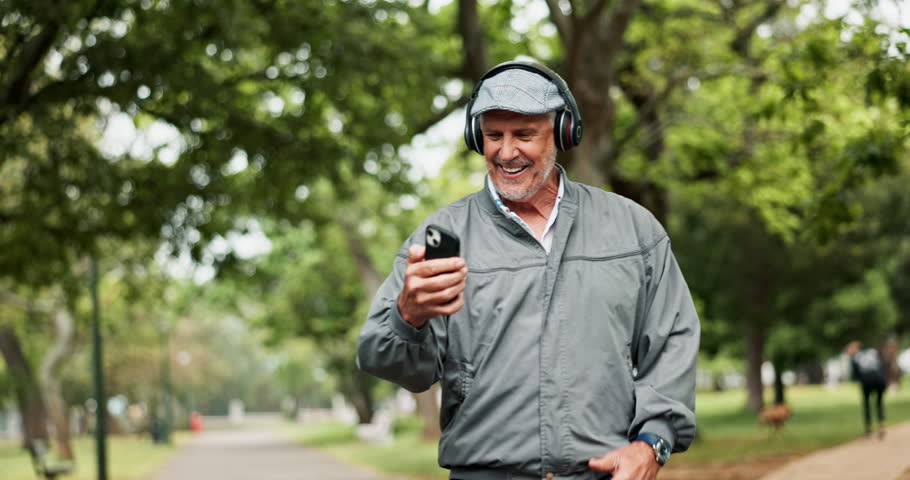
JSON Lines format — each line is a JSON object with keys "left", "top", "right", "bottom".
{"left": 357, "top": 176, "right": 699, "bottom": 478}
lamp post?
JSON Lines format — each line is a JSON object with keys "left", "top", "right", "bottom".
{"left": 156, "top": 317, "right": 173, "bottom": 444}
{"left": 90, "top": 256, "right": 108, "bottom": 480}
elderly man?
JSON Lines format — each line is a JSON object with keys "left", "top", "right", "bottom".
{"left": 357, "top": 61, "right": 700, "bottom": 480}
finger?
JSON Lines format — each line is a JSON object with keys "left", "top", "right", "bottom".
{"left": 588, "top": 454, "right": 619, "bottom": 472}
{"left": 433, "top": 292, "right": 464, "bottom": 316}
{"left": 420, "top": 267, "right": 468, "bottom": 292}
{"left": 407, "top": 244, "right": 426, "bottom": 265}
{"left": 413, "top": 256, "right": 466, "bottom": 277}
{"left": 419, "top": 277, "right": 467, "bottom": 305}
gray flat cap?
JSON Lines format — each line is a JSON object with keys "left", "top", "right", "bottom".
{"left": 470, "top": 69, "right": 565, "bottom": 117}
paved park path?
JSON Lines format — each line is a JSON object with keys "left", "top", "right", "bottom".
{"left": 147, "top": 426, "right": 405, "bottom": 480}
{"left": 147, "top": 418, "right": 910, "bottom": 480}
{"left": 759, "top": 419, "right": 910, "bottom": 480}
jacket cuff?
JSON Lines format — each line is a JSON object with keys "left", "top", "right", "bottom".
{"left": 388, "top": 304, "right": 431, "bottom": 343}
{"left": 637, "top": 418, "right": 677, "bottom": 452}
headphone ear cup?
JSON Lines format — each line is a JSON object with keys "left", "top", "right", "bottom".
{"left": 554, "top": 110, "right": 570, "bottom": 152}
{"left": 464, "top": 115, "right": 484, "bottom": 155}
{"left": 472, "top": 116, "right": 484, "bottom": 155}
{"left": 464, "top": 117, "right": 474, "bottom": 153}
{"left": 571, "top": 114, "right": 583, "bottom": 148}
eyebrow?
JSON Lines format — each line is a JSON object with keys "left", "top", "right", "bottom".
{"left": 481, "top": 127, "right": 540, "bottom": 135}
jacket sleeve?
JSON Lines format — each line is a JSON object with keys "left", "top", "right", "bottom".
{"left": 356, "top": 243, "right": 448, "bottom": 393}
{"left": 628, "top": 235, "right": 700, "bottom": 453}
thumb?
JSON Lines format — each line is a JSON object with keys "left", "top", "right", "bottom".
{"left": 407, "top": 244, "right": 426, "bottom": 264}
{"left": 589, "top": 453, "right": 619, "bottom": 472}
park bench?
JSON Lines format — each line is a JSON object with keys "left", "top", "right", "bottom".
{"left": 27, "top": 439, "right": 73, "bottom": 480}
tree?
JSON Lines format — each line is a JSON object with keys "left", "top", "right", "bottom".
{"left": 450, "top": 0, "right": 907, "bottom": 410}
{"left": 1, "top": 0, "right": 457, "bottom": 450}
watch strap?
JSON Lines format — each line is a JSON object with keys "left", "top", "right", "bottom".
{"left": 635, "top": 432, "right": 670, "bottom": 465}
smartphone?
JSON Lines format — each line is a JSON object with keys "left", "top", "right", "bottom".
{"left": 424, "top": 224, "right": 460, "bottom": 260}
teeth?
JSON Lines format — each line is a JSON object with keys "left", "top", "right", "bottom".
{"left": 502, "top": 166, "right": 525, "bottom": 174}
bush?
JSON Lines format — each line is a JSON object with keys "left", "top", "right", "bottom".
{"left": 392, "top": 414, "right": 423, "bottom": 436}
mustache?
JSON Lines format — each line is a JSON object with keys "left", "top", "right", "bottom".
{"left": 494, "top": 158, "right": 531, "bottom": 167}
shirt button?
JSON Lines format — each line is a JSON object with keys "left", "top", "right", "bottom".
{"left": 545, "top": 473, "right": 554, "bottom": 480}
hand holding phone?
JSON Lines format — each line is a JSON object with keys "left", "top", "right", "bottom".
{"left": 396, "top": 225, "right": 466, "bottom": 328}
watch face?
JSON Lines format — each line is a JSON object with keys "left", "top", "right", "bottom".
{"left": 656, "top": 439, "right": 671, "bottom": 464}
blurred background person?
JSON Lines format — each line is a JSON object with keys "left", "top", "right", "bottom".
{"left": 846, "top": 341, "right": 888, "bottom": 439}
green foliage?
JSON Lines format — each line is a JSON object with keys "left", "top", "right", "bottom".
{"left": 1, "top": 0, "right": 457, "bottom": 287}
{"left": 3, "top": 0, "right": 909, "bottom": 434}
{"left": 274, "top": 339, "right": 336, "bottom": 409}
{"left": 392, "top": 414, "right": 424, "bottom": 436}
{"left": 676, "top": 169, "right": 910, "bottom": 368}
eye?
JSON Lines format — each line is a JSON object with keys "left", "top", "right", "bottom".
{"left": 484, "top": 133, "right": 502, "bottom": 140}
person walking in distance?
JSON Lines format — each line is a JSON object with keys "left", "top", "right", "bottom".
{"left": 357, "top": 60, "right": 701, "bottom": 480}
{"left": 846, "top": 341, "right": 888, "bottom": 439}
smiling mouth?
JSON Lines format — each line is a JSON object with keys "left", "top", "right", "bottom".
{"left": 499, "top": 164, "right": 529, "bottom": 175}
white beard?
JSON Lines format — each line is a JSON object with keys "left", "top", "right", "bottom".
{"left": 492, "top": 148, "right": 557, "bottom": 203}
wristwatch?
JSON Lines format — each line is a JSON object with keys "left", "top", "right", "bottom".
{"left": 635, "top": 432, "right": 671, "bottom": 466}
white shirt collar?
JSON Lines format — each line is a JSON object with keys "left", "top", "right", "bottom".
{"left": 486, "top": 166, "right": 565, "bottom": 253}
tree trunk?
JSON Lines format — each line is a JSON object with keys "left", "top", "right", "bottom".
{"left": 773, "top": 363, "right": 785, "bottom": 405}
{"left": 414, "top": 385, "right": 441, "bottom": 441}
{"left": 349, "top": 370, "right": 375, "bottom": 425}
{"left": 39, "top": 306, "right": 76, "bottom": 460}
{"left": 744, "top": 323, "right": 765, "bottom": 412}
{"left": 340, "top": 212, "right": 443, "bottom": 433}
{"left": 800, "top": 361, "right": 825, "bottom": 385}
{"left": 457, "top": 0, "right": 489, "bottom": 81}
{"left": 0, "top": 326, "right": 50, "bottom": 447}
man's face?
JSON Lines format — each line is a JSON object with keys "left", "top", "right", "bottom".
{"left": 481, "top": 110, "right": 557, "bottom": 203}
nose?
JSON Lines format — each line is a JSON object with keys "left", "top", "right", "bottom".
{"left": 499, "top": 135, "right": 519, "bottom": 161}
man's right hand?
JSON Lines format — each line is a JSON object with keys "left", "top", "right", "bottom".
{"left": 397, "top": 244, "right": 468, "bottom": 328}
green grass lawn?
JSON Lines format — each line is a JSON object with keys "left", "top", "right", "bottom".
{"left": 677, "top": 381, "right": 910, "bottom": 464}
{"left": 283, "top": 419, "right": 448, "bottom": 478}
{"left": 286, "top": 381, "right": 910, "bottom": 479}
{"left": 0, "top": 434, "right": 184, "bottom": 480}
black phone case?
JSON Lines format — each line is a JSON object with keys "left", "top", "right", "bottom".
{"left": 425, "top": 224, "right": 460, "bottom": 260}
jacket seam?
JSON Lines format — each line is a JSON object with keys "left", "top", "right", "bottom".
{"left": 468, "top": 263, "right": 547, "bottom": 274}
{"left": 407, "top": 235, "right": 667, "bottom": 272}
{"left": 563, "top": 234, "right": 667, "bottom": 263}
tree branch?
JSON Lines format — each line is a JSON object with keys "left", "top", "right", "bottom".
{"left": 543, "top": 0, "right": 573, "bottom": 41}
{"left": 412, "top": 96, "right": 469, "bottom": 136}
{"left": 18, "top": 72, "right": 94, "bottom": 113}
{"left": 0, "top": 23, "right": 63, "bottom": 129}
{"left": 335, "top": 212, "right": 383, "bottom": 297}
{"left": 0, "top": 25, "right": 62, "bottom": 106}
{"left": 1, "top": 0, "right": 111, "bottom": 128}
{"left": 0, "top": 289, "right": 54, "bottom": 313}
{"left": 731, "top": 0, "right": 785, "bottom": 56}
{"left": 581, "top": 0, "right": 610, "bottom": 29}
{"left": 602, "top": 0, "right": 643, "bottom": 55}
{"left": 609, "top": 71, "right": 685, "bottom": 162}
{"left": 638, "top": 3, "right": 721, "bottom": 23}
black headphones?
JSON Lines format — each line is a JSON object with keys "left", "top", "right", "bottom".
{"left": 464, "top": 61, "right": 583, "bottom": 155}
